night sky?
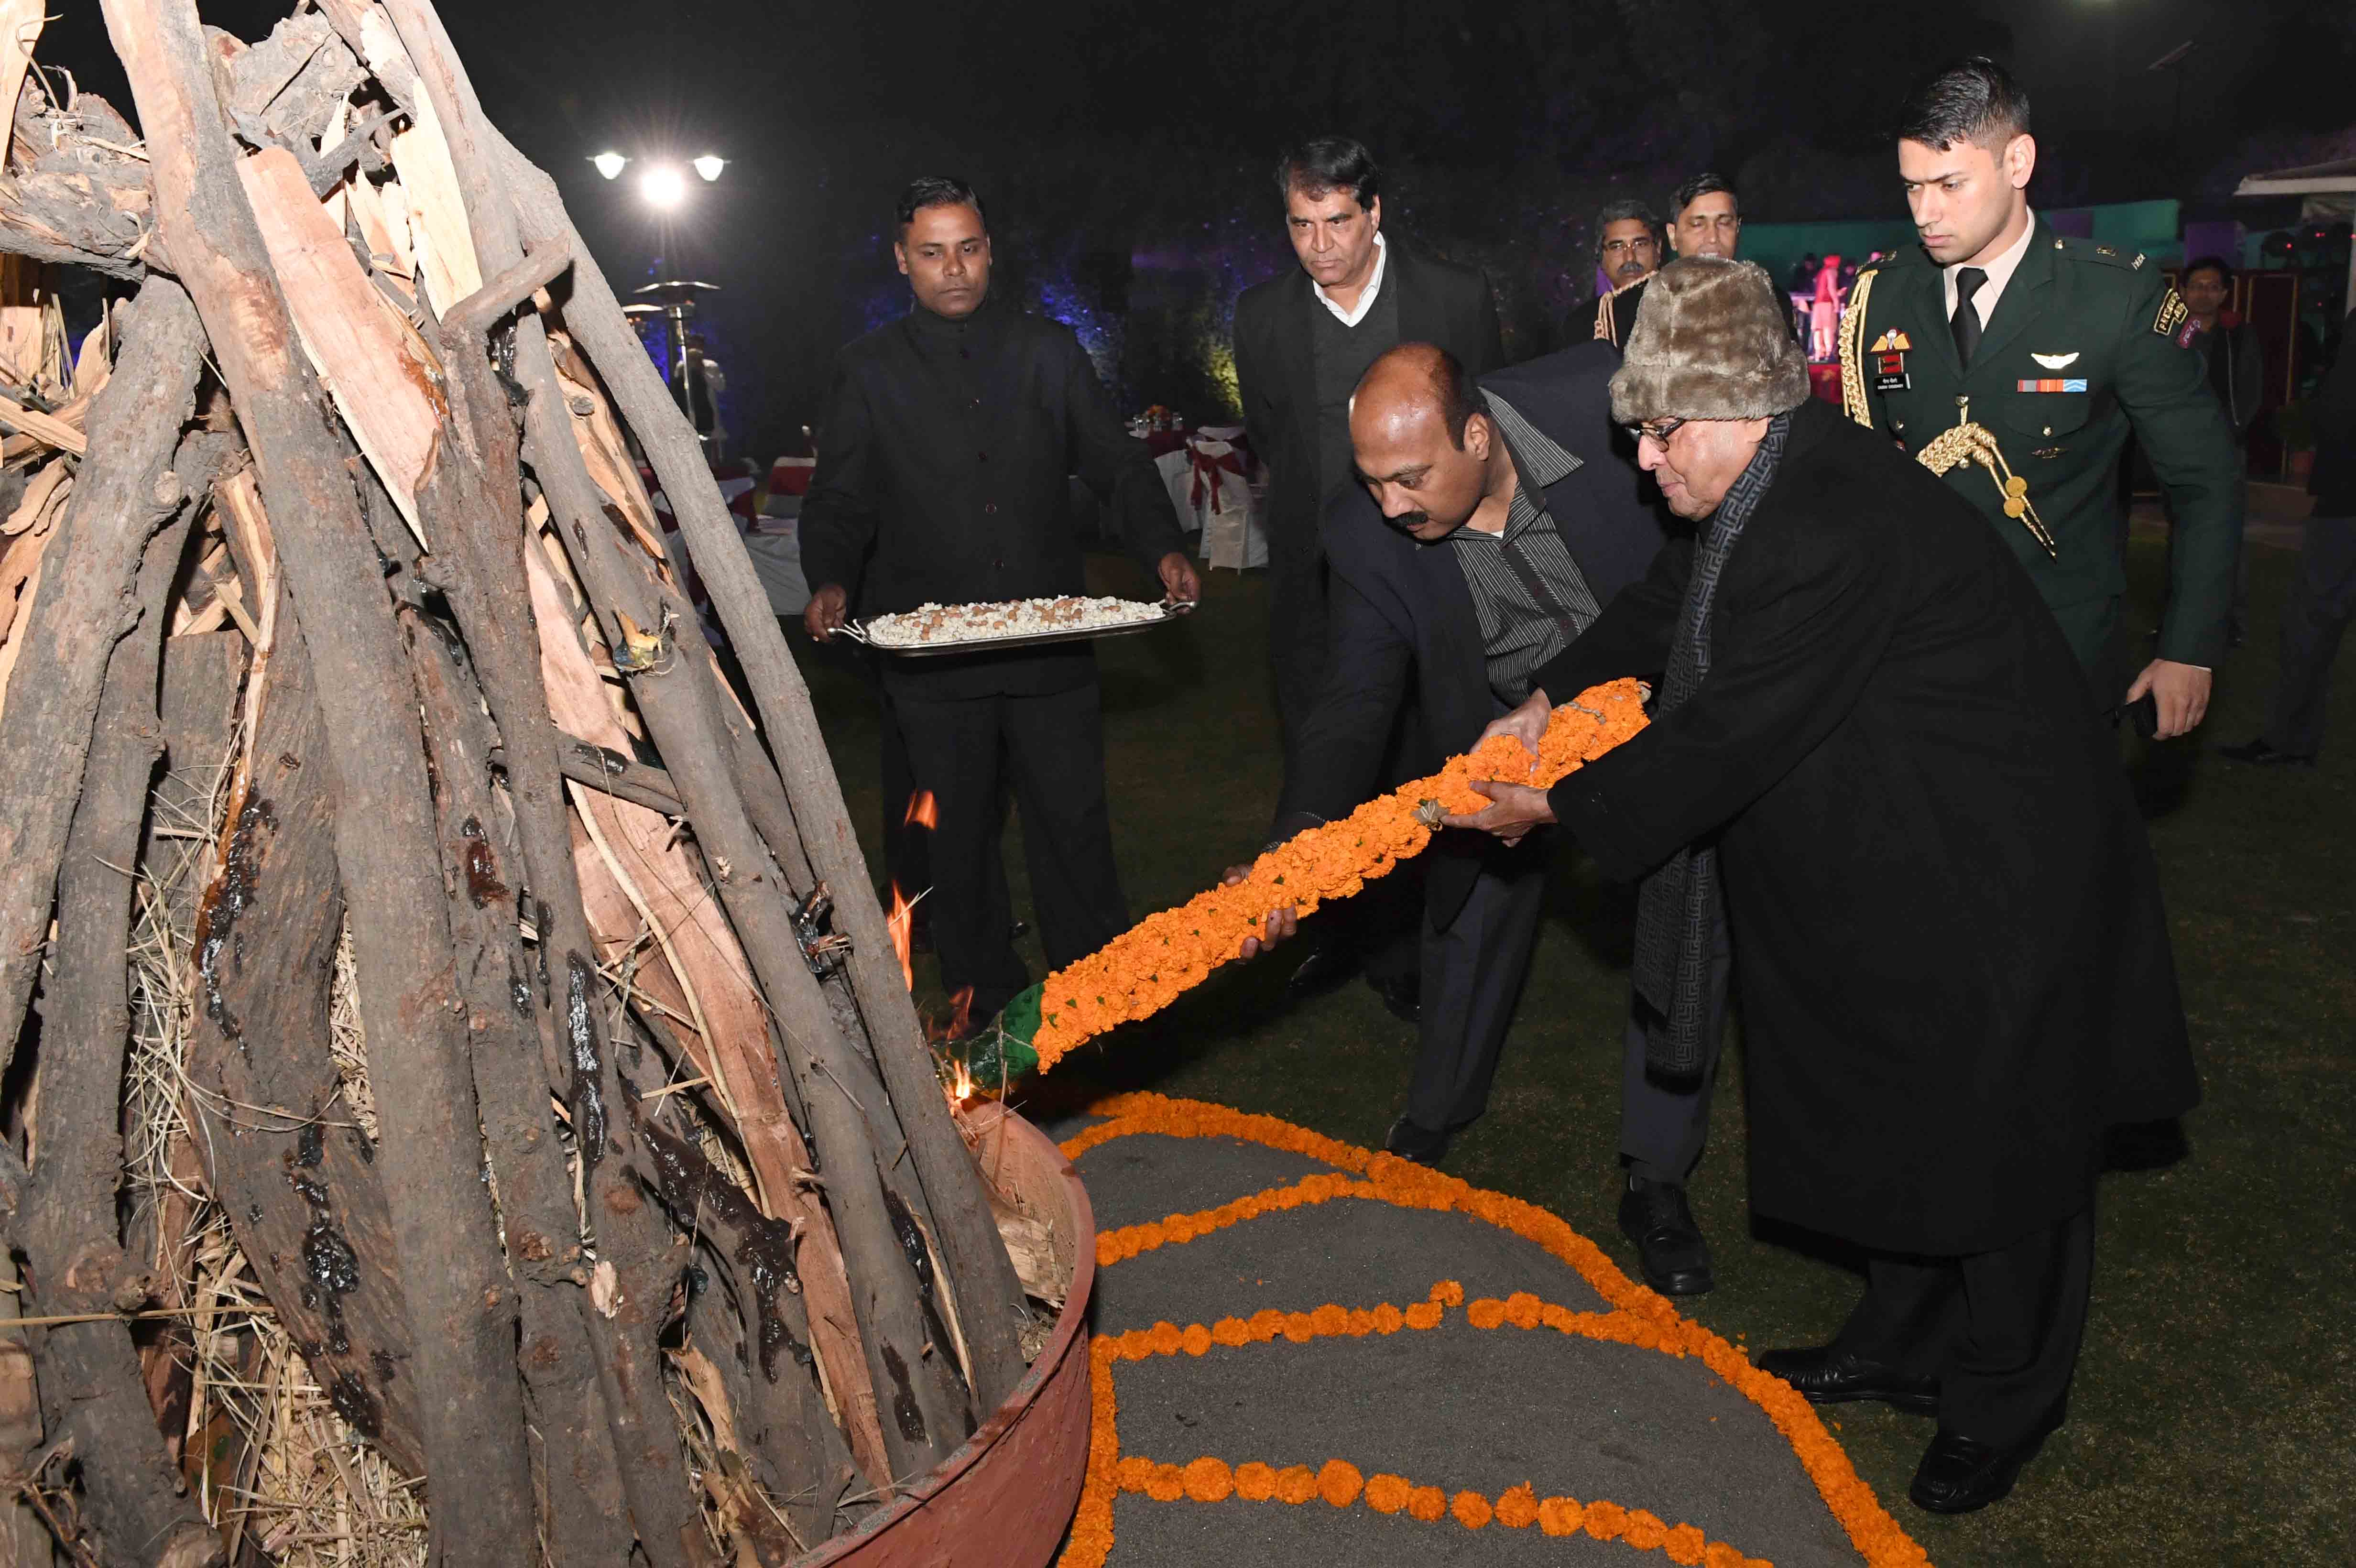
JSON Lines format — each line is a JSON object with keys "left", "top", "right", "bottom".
{"left": 38, "top": 0, "right": 2356, "bottom": 458}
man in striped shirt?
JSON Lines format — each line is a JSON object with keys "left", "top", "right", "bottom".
{"left": 1233, "top": 341, "right": 1668, "bottom": 1186}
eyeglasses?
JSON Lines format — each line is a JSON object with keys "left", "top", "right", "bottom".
{"left": 1625, "top": 418, "right": 1685, "bottom": 446}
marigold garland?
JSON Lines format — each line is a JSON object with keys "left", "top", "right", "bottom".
{"left": 1014, "top": 679, "right": 1650, "bottom": 1072}
{"left": 1053, "top": 1092, "right": 1935, "bottom": 1568}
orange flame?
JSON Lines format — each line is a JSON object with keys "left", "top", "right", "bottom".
{"left": 947, "top": 1058, "right": 975, "bottom": 1105}
{"left": 885, "top": 881, "right": 925, "bottom": 991}
{"left": 903, "top": 790, "right": 938, "bottom": 831}
{"left": 946, "top": 985, "right": 974, "bottom": 1042}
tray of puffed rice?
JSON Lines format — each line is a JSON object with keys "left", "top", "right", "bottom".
{"left": 840, "top": 595, "right": 1193, "bottom": 655}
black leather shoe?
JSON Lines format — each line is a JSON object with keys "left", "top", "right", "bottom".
{"left": 1754, "top": 1345, "right": 1940, "bottom": 1415}
{"left": 1284, "top": 942, "right": 1359, "bottom": 1000}
{"left": 1369, "top": 970, "right": 1420, "bottom": 1024}
{"left": 2218, "top": 738, "right": 2316, "bottom": 767}
{"left": 1384, "top": 1116, "right": 1451, "bottom": 1166}
{"left": 1908, "top": 1416, "right": 2060, "bottom": 1514}
{"left": 1616, "top": 1176, "right": 1712, "bottom": 1296}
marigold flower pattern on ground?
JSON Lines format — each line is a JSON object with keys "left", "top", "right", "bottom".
{"left": 1053, "top": 1092, "right": 1935, "bottom": 1568}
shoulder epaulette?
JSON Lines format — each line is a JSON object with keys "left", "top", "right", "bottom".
{"left": 2052, "top": 235, "right": 2145, "bottom": 272}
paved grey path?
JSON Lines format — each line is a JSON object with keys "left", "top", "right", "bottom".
{"left": 1039, "top": 1111, "right": 1881, "bottom": 1568}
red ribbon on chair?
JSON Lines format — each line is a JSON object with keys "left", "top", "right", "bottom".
{"left": 1189, "top": 445, "right": 1246, "bottom": 512}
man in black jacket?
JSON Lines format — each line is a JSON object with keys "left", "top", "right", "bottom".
{"left": 1232, "top": 139, "right": 1505, "bottom": 1019}
{"left": 1230, "top": 339, "right": 1663, "bottom": 1165}
{"left": 802, "top": 177, "right": 1198, "bottom": 1024}
{"left": 1451, "top": 258, "right": 2196, "bottom": 1514}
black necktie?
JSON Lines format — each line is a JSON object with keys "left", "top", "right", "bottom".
{"left": 1951, "top": 266, "right": 1988, "bottom": 366}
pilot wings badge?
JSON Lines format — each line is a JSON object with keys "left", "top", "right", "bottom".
{"left": 2031, "top": 351, "right": 2080, "bottom": 370}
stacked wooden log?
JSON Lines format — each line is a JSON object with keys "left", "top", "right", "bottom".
{"left": 0, "top": 3, "right": 1046, "bottom": 1563}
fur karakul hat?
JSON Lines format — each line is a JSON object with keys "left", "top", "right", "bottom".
{"left": 1609, "top": 257, "right": 1811, "bottom": 424}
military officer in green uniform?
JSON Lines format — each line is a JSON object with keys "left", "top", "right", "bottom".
{"left": 1840, "top": 57, "right": 2240, "bottom": 738}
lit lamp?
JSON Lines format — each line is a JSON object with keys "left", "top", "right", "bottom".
{"left": 639, "top": 164, "right": 687, "bottom": 212}
{"left": 692, "top": 155, "right": 726, "bottom": 183}
{"left": 589, "top": 150, "right": 628, "bottom": 180}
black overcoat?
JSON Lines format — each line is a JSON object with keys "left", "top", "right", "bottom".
{"left": 1533, "top": 399, "right": 2198, "bottom": 1256}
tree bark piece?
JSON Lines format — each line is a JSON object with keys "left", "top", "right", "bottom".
{"left": 399, "top": 585, "right": 638, "bottom": 1568}
{"left": 98, "top": 1, "right": 537, "bottom": 1552}
{"left": 523, "top": 531, "right": 890, "bottom": 1485}
{"left": 25, "top": 508, "right": 222, "bottom": 1568}
{"left": 0, "top": 277, "right": 204, "bottom": 1082}
{"left": 184, "top": 587, "right": 424, "bottom": 1479}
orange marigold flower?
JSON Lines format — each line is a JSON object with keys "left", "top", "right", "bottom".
{"left": 1273, "top": 1465, "right": 1318, "bottom": 1505}
{"left": 1494, "top": 1483, "right": 1539, "bottom": 1528}
{"left": 1404, "top": 1301, "right": 1443, "bottom": 1330}
{"left": 1145, "top": 1463, "right": 1185, "bottom": 1502}
{"left": 1451, "top": 1491, "right": 1494, "bottom": 1530}
{"left": 1316, "top": 1459, "right": 1363, "bottom": 1508}
{"left": 1406, "top": 1485, "right": 1447, "bottom": 1522}
{"left": 1582, "top": 1499, "right": 1628, "bottom": 1541}
{"left": 1233, "top": 1461, "right": 1278, "bottom": 1502}
{"left": 1211, "top": 1316, "right": 1251, "bottom": 1347}
{"left": 1664, "top": 1522, "right": 1708, "bottom": 1565}
{"left": 1247, "top": 1309, "right": 1287, "bottom": 1341}
{"left": 1114, "top": 1456, "right": 1155, "bottom": 1492}
{"left": 1466, "top": 1297, "right": 1507, "bottom": 1329}
{"left": 1282, "top": 1311, "right": 1316, "bottom": 1343}
{"left": 1430, "top": 1280, "right": 1465, "bottom": 1307}
{"left": 1309, "top": 1303, "right": 1349, "bottom": 1336}
{"left": 1504, "top": 1292, "right": 1542, "bottom": 1329}
{"left": 1147, "top": 1321, "right": 1183, "bottom": 1356}
{"left": 1363, "top": 1473, "right": 1412, "bottom": 1514}
{"left": 1116, "top": 1328, "right": 1153, "bottom": 1361}
{"left": 1702, "top": 1545, "right": 1747, "bottom": 1568}
{"left": 1183, "top": 1457, "right": 1234, "bottom": 1503}
{"left": 1180, "top": 1323, "right": 1213, "bottom": 1357}
{"left": 1624, "top": 1509, "right": 1669, "bottom": 1550}
{"left": 1538, "top": 1496, "right": 1585, "bottom": 1537}
{"left": 1371, "top": 1303, "right": 1406, "bottom": 1334}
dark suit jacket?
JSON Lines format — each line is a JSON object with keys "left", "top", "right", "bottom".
{"left": 1535, "top": 398, "right": 2196, "bottom": 1254}
{"left": 1233, "top": 245, "right": 1505, "bottom": 576}
{"left": 799, "top": 298, "right": 1186, "bottom": 699}
{"left": 1270, "top": 341, "right": 1665, "bottom": 929}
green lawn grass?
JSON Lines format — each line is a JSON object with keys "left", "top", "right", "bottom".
{"left": 793, "top": 521, "right": 2353, "bottom": 1566}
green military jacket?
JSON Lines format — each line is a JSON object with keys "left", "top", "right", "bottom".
{"left": 1840, "top": 218, "right": 2241, "bottom": 675}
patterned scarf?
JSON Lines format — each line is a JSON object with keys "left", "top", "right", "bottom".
{"left": 1630, "top": 411, "right": 1790, "bottom": 1078}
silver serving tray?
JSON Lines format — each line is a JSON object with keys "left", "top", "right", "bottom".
{"left": 840, "top": 598, "right": 1194, "bottom": 657}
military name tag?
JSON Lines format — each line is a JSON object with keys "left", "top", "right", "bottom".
{"left": 2153, "top": 287, "right": 2189, "bottom": 337}
{"left": 1874, "top": 349, "right": 1909, "bottom": 392}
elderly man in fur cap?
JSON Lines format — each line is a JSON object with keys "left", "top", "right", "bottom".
{"left": 1446, "top": 256, "right": 2197, "bottom": 1515}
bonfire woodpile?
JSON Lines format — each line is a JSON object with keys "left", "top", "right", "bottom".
{"left": 0, "top": 2, "right": 1049, "bottom": 1563}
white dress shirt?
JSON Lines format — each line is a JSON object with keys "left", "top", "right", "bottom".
{"left": 1315, "top": 231, "right": 1388, "bottom": 328}
{"left": 1942, "top": 208, "right": 2037, "bottom": 331}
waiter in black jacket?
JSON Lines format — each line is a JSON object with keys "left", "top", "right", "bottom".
{"left": 803, "top": 177, "right": 1199, "bottom": 1026}
{"left": 1230, "top": 340, "right": 1663, "bottom": 1164}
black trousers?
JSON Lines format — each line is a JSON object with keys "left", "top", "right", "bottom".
{"left": 892, "top": 683, "right": 1130, "bottom": 1016}
{"left": 877, "top": 683, "right": 932, "bottom": 914}
{"left": 1831, "top": 1202, "right": 2096, "bottom": 1445}
{"left": 1405, "top": 845, "right": 1549, "bottom": 1134}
